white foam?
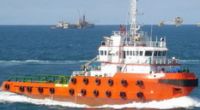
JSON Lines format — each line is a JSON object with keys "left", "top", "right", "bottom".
{"left": 0, "top": 59, "right": 199, "bottom": 66}
{"left": 99, "top": 97, "right": 200, "bottom": 109}
{"left": 0, "top": 91, "right": 88, "bottom": 108}
{"left": 0, "top": 60, "right": 88, "bottom": 65}
{"left": 0, "top": 91, "right": 199, "bottom": 109}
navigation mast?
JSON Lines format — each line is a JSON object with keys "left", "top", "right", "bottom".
{"left": 130, "top": 0, "right": 140, "bottom": 38}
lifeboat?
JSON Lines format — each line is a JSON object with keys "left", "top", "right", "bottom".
{"left": 0, "top": 0, "right": 198, "bottom": 106}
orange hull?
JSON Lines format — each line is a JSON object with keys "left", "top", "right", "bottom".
{"left": 1, "top": 72, "right": 198, "bottom": 106}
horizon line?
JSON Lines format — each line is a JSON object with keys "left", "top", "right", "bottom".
{"left": 0, "top": 24, "right": 198, "bottom": 26}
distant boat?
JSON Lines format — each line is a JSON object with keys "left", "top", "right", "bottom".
{"left": 53, "top": 21, "right": 70, "bottom": 29}
{"left": 52, "top": 15, "right": 94, "bottom": 29}
{"left": 56, "top": 21, "right": 69, "bottom": 29}
{"left": 76, "top": 15, "right": 95, "bottom": 29}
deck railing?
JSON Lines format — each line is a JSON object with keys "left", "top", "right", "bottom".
{"left": 100, "top": 31, "right": 167, "bottom": 48}
{"left": 7, "top": 75, "right": 71, "bottom": 84}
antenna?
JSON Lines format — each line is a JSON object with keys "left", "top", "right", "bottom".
{"left": 130, "top": 0, "right": 138, "bottom": 36}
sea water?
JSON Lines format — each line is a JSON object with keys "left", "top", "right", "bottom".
{"left": 0, "top": 25, "right": 200, "bottom": 110}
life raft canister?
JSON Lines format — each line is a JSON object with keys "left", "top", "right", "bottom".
{"left": 27, "top": 86, "right": 32, "bottom": 93}
{"left": 38, "top": 87, "right": 44, "bottom": 94}
{"left": 136, "top": 80, "right": 144, "bottom": 87}
{"left": 121, "top": 79, "right": 128, "bottom": 87}
{"left": 120, "top": 92, "right": 127, "bottom": 99}
{"left": 71, "top": 78, "right": 77, "bottom": 84}
{"left": 81, "top": 89, "right": 87, "bottom": 96}
{"left": 19, "top": 86, "right": 25, "bottom": 92}
{"left": 105, "top": 90, "right": 112, "bottom": 97}
{"left": 95, "top": 78, "right": 101, "bottom": 86}
{"left": 137, "top": 92, "right": 144, "bottom": 99}
{"left": 93, "top": 90, "right": 99, "bottom": 97}
{"left": 69, "top": 89, "right": 75, "bottom": 96}
{"left": 49, "top": 88, "right": 55, "bottom": 94}
{"left": 108, "top": 79, "right": 114, "bottom": 86}
{"left": 4, "top": 84, "right": 10, "bottom": 90}
{"left": 83, "top": 78, "right": 89, "bottom": 85}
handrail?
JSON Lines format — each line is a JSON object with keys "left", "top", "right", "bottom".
{"left": 7, "top": 74, "right": 71, "bottom": 84}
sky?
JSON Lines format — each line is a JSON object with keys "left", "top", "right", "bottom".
{"left": 0, "top": 0, "right": 200, "bottom": 25}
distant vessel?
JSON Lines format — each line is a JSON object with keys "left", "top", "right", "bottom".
{"left": 158, "top": 17, "right": 183, "bottom": 27}
{"left": 55, "top": 21, "right": 70, "bottom": 29}
{"left": 76, "top": 15, "right": 94, "bottom": 29}
{"left": 1, "top": 0, "right": 198, "bottom": 106}
{"left": 53, "top": 15, "right": 94, "bottom": 29}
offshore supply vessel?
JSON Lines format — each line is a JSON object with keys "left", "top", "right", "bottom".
{"left": 1, "top": 0, "right": 198, "bottom": 106}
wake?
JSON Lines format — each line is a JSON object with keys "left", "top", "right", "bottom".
{"left": 0, "top": 91, "right": 200, "bottom": 109}
{"left": 0, "top": 91, "right": 88, "bottom": 108}
{"left": 0, "top": 59, "right": 199, "bottom": 66}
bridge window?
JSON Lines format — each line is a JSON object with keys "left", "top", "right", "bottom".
{"left": 136, "top": 51, "right": 139, "bottom": 56}
{"left": 104, "top": 51, "right": 107, "bottom": 55}
{"left": 158, "top": 51, "right": 162, "bottom": 56}
{"left": 140, "top": 51, "right": 143, "bottom": 56}
{"left": 163, "top": 51, "right": 167, "bottom": 56}
{"left": 133, "top": 51, "right": 136, "bottom": 56}
{"left": 145, "top": 51, "right": 152, "bottom": 56}
{"left": 123, "top": 51, "right": 126, "bottom": 58}
{"left": 100, "top": 51, "right": 103, "bottom": 55}
{"left": 101, "top": 42, "right": 105, "bottom": 46}
{"left": 99, "top": 50, "right": 108, "bottom": 56}
{"left": 125, "top": 51, "right": 144, "bottom": 56}
{"left": 130, "top": 51, "right": 133, "bottom": 56}
{"left": 126, "top": 51, "right": 134, "bottom": 56}
{"left": 127, "top": 51, "right": 130, "bottom": 56}
{"left": 154, "top": 51, "right": 158, "bottom": 56}
{"left": 154, "top": 51, "right": 167, "bottom": 56}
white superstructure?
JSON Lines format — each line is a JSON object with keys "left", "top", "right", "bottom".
{"left": 73, "top": 0, "right": 180, "bottom": 77}
{"left": 56, "top": 21, "right": 69, "bottom": 29}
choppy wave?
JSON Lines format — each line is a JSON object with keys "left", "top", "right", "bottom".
{"left": 0, "top": 60, "right": 88, "bottom": 65}
{"left": 0, "top": 91, "right": 200, "bottom": 109}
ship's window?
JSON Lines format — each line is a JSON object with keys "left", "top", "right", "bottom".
{"left": 100, "top": 51, "right": 103, "bottom": 56}
{"left": 130, "top": 51, "right": 133, "bottom": 56}
{"left": 145, "top": 51, "right": 152, "bottom": 56}
{"left": 123, "top": 51, "right": 126, "bottom": 58}
{"left": 104, "top": 51, "right": 107, "bottom": 55}
{"left": 136, "top": 51, "right": 139, "bottom": 56}
{"left": 117, "top": 66, "right": 122, "bottom": 72}
{"left": 158, "top": 51, "right": 162, "bottom": 56}
{"left": 154, "top": 51, "right": 158, "bottom": 56}
{"left": 101, "top": 42, "right": 105, "bottom": 46}
{"left": 132, "top": 51, "right": 135, "bottom": 56}
{"left": 140, "top": 51, "right": 143, "bottom": 56}
{"left": 163, "top": 51, "right": 167, "bottom": 56}
{"left": 127, "top": 51, "right": 129, "bottom": 56}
